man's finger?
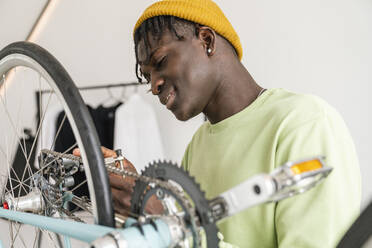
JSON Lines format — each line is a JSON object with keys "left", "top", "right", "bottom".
{"left": 122, "top": 159, "right": 138, "bottom": 172}
{"left": 73, "top": 147, "right": 115, "bottom": 159}
{"left": 111, "top": 187, "right": 132, "bottom": 212}
{"left": 109, "top": 173, "right": 135, "bottom": 190}
{"left": 73, "top": 148, "right": 81, "bottom": 157}
{"left": 101, "top": 146, "right": 117, "bottom": 158}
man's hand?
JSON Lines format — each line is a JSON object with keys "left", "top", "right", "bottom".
{"left": 73, "top": 146, "right": 137, "bottom": 216}
{"left": 73, "top": 146, "right": 163, "bottom": 216}
{"left": 73, "top": 146, "right": 117, "bottom": 158}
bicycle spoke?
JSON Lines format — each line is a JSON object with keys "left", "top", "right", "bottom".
{"left": 0, "top": 93, "right": 37, "bottom": 188}
{"left": 70, "top": 178, "right": 87, "bottom": 193}
{"left": 43, "top": 112, "right": 67, "bottom": 166}
{"left": 54, "top": 178, "right": 88, "bottom": 207}
{"left": 0, "top": 145, "right": 32, "bottom": 194}
{"left": 36, "top": 228, "right": 59, "bottom": 248}
{"left": 37, "top": 229, "right": 43, "bottom": 247}
{"left": 16, "top": 72, "right": 30, "bottom": 178}
{"left": 9, "top": 166, "right": 32, "bottom": 193}
{"left": 0, "top": 73, "right": 5, "bottom": 93}
{"left": 22, "top": 91, "right": 53, "bottom": 178}
{"left": 54, "top": 179, "right": 88, "bottom": 207}
{"left": 5, "top": 136, "right": 15, "bottom": 200}
{"left": 3, "top": 71, "right": 8, "bottom": 110}
{"left": 38, "top": 74, "right": 43, "bottom": 158}
{"left": 4, "top": 129, "right": 30, "bottom": 199}
{"left": 2, "top": 177, "right": 31, "bottom": 195}
{"left": 4, "top": 131, "right": 30, "bottom": 201}
{"left": 0, "top": 145, "right": 11, "bottom": 195}
{"left": 11, "top": 222, "right": 23, "bottom": 245}
{"left": 55, "top": 233, "right": 64, "bottom": 248}
{"left": 32, "top": 229, "right": 40, "bottom": 248}
{"left": 8, "top": 70, "right": 27, "bottom": 164}
{"left": 9, "top": 221, "right": 14, "bottom": 247}
{"left": 8, "top": 91, "right": 54, "bottom": 201}
{"left": 3, "top": 68, "right": 25, "bottom": 163}
{"left": 18, "top": 232, "right": 28, "bottom": 248}
{"left": 42, "top": 210, "right": 66, "bottom": 247}
{"left": 0, "top": 174, "right": 7, "bottom": 196}
{"left": 0, "top": 87, "right": 52, "bottom": 198}
{"left": 45, "top": 230, "right": 59, "bottom": 248}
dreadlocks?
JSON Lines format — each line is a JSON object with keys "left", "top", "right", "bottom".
{"left": 134, "top": 16, "right": 198, "bottom": 83}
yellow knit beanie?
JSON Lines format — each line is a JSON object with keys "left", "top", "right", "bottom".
{"left": 134, "top": 0, "right": 243, "bottom": 60}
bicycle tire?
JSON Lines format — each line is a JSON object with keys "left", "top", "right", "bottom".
{"left": 0, "top": 41, "right": 114, "bottom": 227}
{"left": 337, "top": 201, "right": 372, "bottom": 248}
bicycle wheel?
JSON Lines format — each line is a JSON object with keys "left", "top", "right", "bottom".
{"left": 0, "top": 41, "right": 114, "bottom": 247}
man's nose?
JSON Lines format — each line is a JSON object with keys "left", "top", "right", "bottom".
{"left": 152, "top": 77, "right": 165, "bottom": 95}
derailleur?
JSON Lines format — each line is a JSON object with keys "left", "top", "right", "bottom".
{"left": 2, "top": 149, "right": 85, "bottom": 215}
{"left": 38, "top": 149, "right": 83, "bottom": 188}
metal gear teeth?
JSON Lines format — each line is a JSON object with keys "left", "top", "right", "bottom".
{"left": 129, "top": 160, "right": 219, "bottom": 247}
{"left": 106, "top": 158, "right": 219, "bottom": 247}
{"left": 152, "top": 159, "right": 179, "bottom": 167}
{"left": 140, "top": 167, "right": 147, "bottom": 175}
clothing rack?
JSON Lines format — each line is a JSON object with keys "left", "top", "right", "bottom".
{"left": 35, "top": 82, "right": 143, "bottom": 127}
{"left": 37, "top": 81, "right": 143, "bottom": 95}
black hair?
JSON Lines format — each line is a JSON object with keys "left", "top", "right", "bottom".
{"left": 134, "top": 16, "right": 198, "bottom": 83}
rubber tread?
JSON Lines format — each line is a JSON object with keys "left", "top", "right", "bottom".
{"left": 337, "top": 201, "right": 372, "bottom": 248}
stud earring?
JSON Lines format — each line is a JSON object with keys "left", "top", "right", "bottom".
{"left": 207, "top": 48, "right": 212, "bottom": 55}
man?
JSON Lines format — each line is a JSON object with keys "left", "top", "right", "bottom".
{"left": 78, "top": 0, "right": 361, "bottom": 247}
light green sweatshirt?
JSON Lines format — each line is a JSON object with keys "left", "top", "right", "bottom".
{"left": 182, "top": 88, "right": 361, "bottom": 247}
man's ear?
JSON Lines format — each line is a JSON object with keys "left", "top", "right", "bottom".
{"left": 197, "top": 26, "right": 216, "bottom": 57}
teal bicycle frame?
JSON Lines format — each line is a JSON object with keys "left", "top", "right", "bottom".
{"left": 0, "top": 208, "right": 172, "bottom": 248}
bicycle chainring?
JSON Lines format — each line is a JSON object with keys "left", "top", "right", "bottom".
{"left": 130, "top": 161, "right": 219, "bottom": 248}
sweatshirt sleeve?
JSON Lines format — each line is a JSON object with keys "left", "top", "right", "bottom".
{"left": 181, "top": 142, "right": 191, "bottom": 171}
{"left": 274, "top": 114, "right": 361, "bottom": 248}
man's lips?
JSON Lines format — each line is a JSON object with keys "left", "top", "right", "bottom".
{"left": 163, "top": 91, "right": 176, "bottom": 109}
{"left": 165, "top": 92, "right": 172, "bottom": 104}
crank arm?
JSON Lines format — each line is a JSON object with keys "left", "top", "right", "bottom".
{"left": 209, "top": 156, "right": 332, "bottom": 222}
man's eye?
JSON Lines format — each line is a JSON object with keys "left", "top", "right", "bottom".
{"left": 156, "top": 56, "right": 167, "bottom": 69}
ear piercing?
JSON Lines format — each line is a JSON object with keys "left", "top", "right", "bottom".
{"left": 207, "top": 48, "right": 212, "bottom": 55}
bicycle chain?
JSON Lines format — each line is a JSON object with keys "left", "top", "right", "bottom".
{"left": 41, "top": 150, "right": 195, "bottom": 219}
{"left": 41, "top": 149, "right": 82, "bottom": 163}
{"left": 60, "top": 208, "right": 85, "bottom": 223}
{"left": 40, "top": 150, "right": 199, "bottom": 245}
{"left": 105, "top": 163, "right": 198, "bottom": 231}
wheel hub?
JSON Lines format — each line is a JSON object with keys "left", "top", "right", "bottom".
{"left": 3, "top": 189, "right": 44, "bottom": 213}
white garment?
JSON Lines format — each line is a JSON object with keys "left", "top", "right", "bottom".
{"left": 114, "top": 94, "right": 164, "bottom": 173}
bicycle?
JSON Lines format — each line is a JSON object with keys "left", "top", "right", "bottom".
{"left": 0, "top": 41, "right": 360, "bottom": 248}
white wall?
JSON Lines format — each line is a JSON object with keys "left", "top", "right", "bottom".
{"left": 1, "top": 0, "right": 371, "bottom": 209}
{"left": 0, "top": 0, "right": 48, "bottom": 48}
{"left": 220, "top": 0, "right": 372, "bottom": 208}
